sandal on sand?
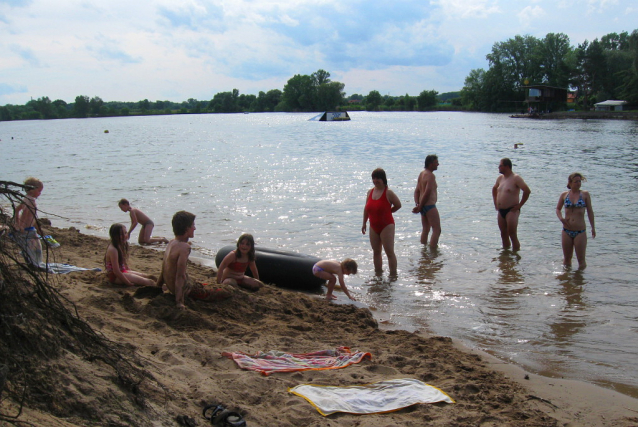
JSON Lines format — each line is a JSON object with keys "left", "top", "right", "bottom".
{"left": 203, "top": 403, "right": 246, "bottom": 427}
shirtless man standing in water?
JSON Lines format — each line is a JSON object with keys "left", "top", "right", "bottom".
{"left": 412, "top": 154, "right": 441, "bottom": 248}
{"left": 492, "top": 158, "right": 531, "bottom": 251}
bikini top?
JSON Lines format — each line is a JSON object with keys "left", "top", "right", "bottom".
{"left": 564, "top": 192, "right": 586, "bottom": 208}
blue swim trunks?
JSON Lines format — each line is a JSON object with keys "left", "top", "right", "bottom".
{"left": 420, "top": 204, "right": 436, "bottom": 215}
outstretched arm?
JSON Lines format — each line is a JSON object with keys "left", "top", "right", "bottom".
{"left": 337, "top": 273, "right": 355, "bottom": 301}
{"left": 128, "top": 210, "right": 139, "bottom": 236}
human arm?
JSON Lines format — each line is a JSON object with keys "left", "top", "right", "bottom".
{"left": 387, "top": 189, "right": 402, "bottom": 213}
{"left": 513, "top": 177, "right": 531, "bottom": 210}
{"left": 337, "top": 272, "right": 356, "bottom": 301}
{"left": 492, "top": 178, "right": 500, "bottom": 210}
{"left": 173, "top": 246, "right": 190, "bottom": 309}
{"left": 156, "top": 261, "right": 165, "bottom": 288}
{"left": 412, "top": 174, "right": 431, "bottom": 213}
{"left": 248, "top": 260, "right": 259, "bottom": 280}
{"left": 584, "top": 191, "right": 596, "bottom": 238}
{"left": 555, "top": 193, "right": 568, "bottom": 226}
{"left": 362, "top": 190, "right": 370, "bottom": 234}
{"left": 128, "top": 210, "right": 139, "bottom": 237}
{"left": 216, "top": 251, "right": 234, "bottom": 285}
{"left": 106, "top": 245, "right": 134, "bottom": 286}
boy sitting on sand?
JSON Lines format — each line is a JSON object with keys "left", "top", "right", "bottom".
{"left": 156, "top": 211, "right": 231, "bottom": 309}
{"left": 118, "top": 198, "right": 168, "bottom": 245}
{"left": 312, "top": 258, "right": 357, "bottom": 301}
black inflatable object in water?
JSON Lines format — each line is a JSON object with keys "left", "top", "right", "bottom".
{"left": 215, "top": 245, "right": 326, "bottom": 290}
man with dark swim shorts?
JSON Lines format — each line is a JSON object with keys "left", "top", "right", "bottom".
{"left": 412, "top": 154, "right": 441, "bottom": 248}
{"left": 492, "top": 158, "right": 531, "bottom": 251}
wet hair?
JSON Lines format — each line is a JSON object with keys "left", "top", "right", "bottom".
{"left": 236, "top": 233, "right": 256, "bottom": 261}
{"left": 567, "top": 172, "right": 586, "bottom": 189}
{"left": 118, "top": 198, "right": 130, "bottom": 207}
{"left": 172, "top": 211, "right": 196, "bottom": 236}
{"left": 425, "top": 154, "right": 438, "bottom": 168}
{"left": 107, "top": 223, "right": 128, "bottom": 267}
{"left": 371, "top": 168, "right": 388, "bottom": 187}
{"left": 501, "top": 158, "right": 513, "bottom": 169}
{"left": 341, "top": 258, "right": 358, "bottom": 274}
{"left": 23, "top": 177, "right": 43, "bottom": 191}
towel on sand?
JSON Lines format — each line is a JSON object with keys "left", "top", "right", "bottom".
{"left": 289, "top": 378, "right": 454, "bottom": 416}
{"left": 222, "top": 346, "right": 371, "bottom": 376}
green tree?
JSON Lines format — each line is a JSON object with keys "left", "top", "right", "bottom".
{"left": 365, "top": 90, "right": 382, "bottom": 111}
{"left": 73, "top": 95, "right": 90, "bottom": 118}
{"left": 539, "top": 33, "right": 573, "bottom": 87}
{"left": 282, "top": 74, "right": 315, "bottom": 111}
{"left": 90, "top": 96, "right": 104, "bottom": 116}
{"left": 315, "top": 81, "right": 345, "bottom": 111}
{"left": 417, "top": 90, "right": 438, "bottom": 110}
{"left": 619, "top": 30, "right": 638, "bottom": 104}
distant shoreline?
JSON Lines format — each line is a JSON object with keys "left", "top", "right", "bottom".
{"left": 512, "top": 111, "right": 638, "bottom": 120}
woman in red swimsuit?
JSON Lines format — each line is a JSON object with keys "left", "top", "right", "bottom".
{"left": 217, "top": 233, "right": 264, "bottom": 291}
{"left": 362, "top": 168, "right": 402, "bottom": 276}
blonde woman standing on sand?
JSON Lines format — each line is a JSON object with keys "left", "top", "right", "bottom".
{"left": 556, "top": 173, "right": 596, "bottom": 270}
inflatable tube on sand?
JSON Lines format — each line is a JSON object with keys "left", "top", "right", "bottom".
{"left": 215, "top": 245, "right": 326, "bottom": 291}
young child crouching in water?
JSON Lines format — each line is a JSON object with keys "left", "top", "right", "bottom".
{"left": 312, "top": 258, "right": 357, "bottom": 301}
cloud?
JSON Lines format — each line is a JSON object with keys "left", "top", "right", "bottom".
{"left": 431, "top": 0, "right": 501, "bottom": 19}
{"left": 86, "top": 35, "right": 142, "bottom": 64}
{"left": 0, "top": 82, "right": 28, "bottom": 96}
{"left": 518, "top": 5, "right": 546, "bottom": 27}
{"left": 10, "top": 44, "right": 42, "bottom": 67}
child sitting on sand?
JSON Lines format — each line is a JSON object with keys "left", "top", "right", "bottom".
{"left": 157, "top": 211, "right": 231, "bottom": 309}
{"left": 217, "top": 233, "right": 264, "bottom": 291}
{"left": 312, "top": 258, "right": 357, "bottom": 301}
{"left": 104, "top": 223, "right": 156, "bottom": 286}
{"left": 118, "top": 199, "right": 168, "bottom": 245}
{"left": 13, "top": 177, "right": 45, "bottom": 267}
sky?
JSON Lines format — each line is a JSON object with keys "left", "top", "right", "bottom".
{"left": 1, "top": 0, "right": 637, "bottom": 105}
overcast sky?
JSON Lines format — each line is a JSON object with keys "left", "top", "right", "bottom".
{"left": 1, "top": 0, "right": 636, "bottom": 105}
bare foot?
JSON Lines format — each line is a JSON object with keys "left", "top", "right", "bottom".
{"left": 325, "top": 294, "right": 337, "bottom": 300}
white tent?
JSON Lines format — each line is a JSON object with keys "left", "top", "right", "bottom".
{"left": 594, "top": 100, "right": 628, "bottom": 111}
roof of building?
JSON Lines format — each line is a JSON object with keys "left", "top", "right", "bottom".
{"left": 595, "top": 100, "right": 627, "bottom": 106}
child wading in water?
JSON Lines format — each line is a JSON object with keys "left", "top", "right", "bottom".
{"left": 217, "top": 234, "right": 264, "bottom": 291}
{"left": 118, "top": 199, "right": 168, "bottom": 245}
{"left": 312, "top": 258, "right": 357, "bottom": 301}
{"left": 104, "top": 223, "right": 156, "bottom": 286}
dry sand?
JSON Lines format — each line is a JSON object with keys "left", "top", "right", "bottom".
{"left": 2, "top": 224, "right": 638, "bottom": 426}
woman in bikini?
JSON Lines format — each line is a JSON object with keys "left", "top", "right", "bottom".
{"left": 362, "top": 168, "right": 402, "bottom": 276}
{"left": 556, "top": 173, "right": 596, "bottom": 270}
{"left": 217, "top": 233, "right": 264, "bottom": 291}
{"left": 104, "top": 223, "right": 156, "bottom": 286}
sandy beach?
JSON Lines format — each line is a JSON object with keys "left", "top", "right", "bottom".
{"left": 2, "top": 223, "right": 638, "bottom": 427}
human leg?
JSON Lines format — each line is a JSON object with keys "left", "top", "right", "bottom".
{"left": 561, "top": 230, "right": 574, "bottom": 267}
{"left": 239, "top": 276, "right": 264, "bottom": 291}
{"left": 325, "top": 277, "right": 337, "bottom": 300}
{"left": 497, "top": 213, "right": 510, "bottom": 249}
{"left": 419, "top": 213, "right": 431, "bottom": 245}
{"left": 379, "top": 224, "right": 397, "bottom": 275}
{"left": 426, "top": 208, "right": 441, "bottom": 248}
{"left": 505, "top": 210, "right": 520, "bottom": 251}
{"left": 122, "top": 272, "right": 156, "bottom": 286}
{"left": 573, "top": 232, "right": 588, "bottom": 270}
{"left": 369, "top": 229, "right": 384, "bottom": 275}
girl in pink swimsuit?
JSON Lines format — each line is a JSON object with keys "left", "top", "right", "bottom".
{"left": 217, "top": 234, "right": 264, "bottom": 291}
{"left": 104, "top": 223, "right": 155, "bottom": 286}
{"left": 362, "top": 168, "right": 402, "bottom": 276}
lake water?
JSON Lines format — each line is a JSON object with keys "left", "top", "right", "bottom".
{"left": 2, "top": 112, "right": 637, "bottom": 397}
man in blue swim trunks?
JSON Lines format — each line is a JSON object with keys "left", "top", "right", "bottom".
{"left": 492, "top": 158, "right": 531, "bottom": 251}
{"left": 413, "top": 154, "right": 441, "bottom": 248}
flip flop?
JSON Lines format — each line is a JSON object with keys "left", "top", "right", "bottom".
{"left": 203, "top": 403, "right": 246, "bottom": 426}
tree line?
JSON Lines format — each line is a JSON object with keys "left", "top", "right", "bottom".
{"left": 0, "top": 69, "right": 442, "bottom": 122}
{"left": 461, "top": 29, "right": 638, "bottom": 112}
